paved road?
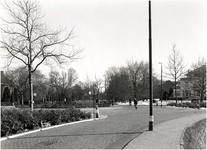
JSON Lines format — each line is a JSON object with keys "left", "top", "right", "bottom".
{"left": 125, "top": 113, "right": 206, "bottom": 149}
{"left": 1, "top": 105, "right": 206, "bottom": 149}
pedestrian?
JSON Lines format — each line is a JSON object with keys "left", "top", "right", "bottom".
{"left": 96, "top": 99, "right": 99, "bottom": 104}
{"left": 129, "top": 98, "right": 132, "bottom": 106}
{"left": 134, "top": 98, "right": 137, "bottom": 109}
{"left": 95, "top": 105, "right": 100, "bottom": 118}
{"left": 112, "top": 99, "right": 114, "bottom": 106}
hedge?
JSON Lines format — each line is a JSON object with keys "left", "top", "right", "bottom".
{"left": 167, "top": 102, "right": 206, "bottom": 109}
{"left": 1, "top": 107, "right": 91, "bottom": 137}
{"left": 28, "top": 100, "right": 111, "bottom": 109}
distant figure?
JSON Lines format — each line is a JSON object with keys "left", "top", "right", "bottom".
{"left": 129, "top": 98, "right": 132, "bottom": 106}
{"left": 134, "top": 98, "right": 137, "bottom": 109}
{"left": 112, "top": 99, "right": 114, "bottom": 106}
{"left": 95, "top": 105, "right": 99, "bottom": 118}
{"left": 96, "top": 99, "right": 99, "bottom": 104}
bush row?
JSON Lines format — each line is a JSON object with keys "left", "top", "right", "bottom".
{"left": 74, "top": 100, "right": 112, "bottom": 108}
{"left": 167, "top": 102, "right": 206, "bottom": 109}
{"left": 27, "top": 100, "right": 112, "bottom": 109}
{"left": 1, "top": 107, "right": 91, "bottom": 137}
{"left": 34, "top": 101, "right": 72, "bottom": 108}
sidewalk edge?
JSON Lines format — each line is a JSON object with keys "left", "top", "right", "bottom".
{"left": 0, "top": 115, "right": 107, "bottom": 141}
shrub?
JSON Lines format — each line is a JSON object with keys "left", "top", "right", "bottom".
{"left": 1, "top": 107, "right": 91, "bottom": 137}
{"left": 44, "top": 110, "right": 62, "bottom": 125}
{"left": 167, "top": 102, "right": 206, "bottom": 109}
{"left": 18, "top": 109, "right": 36, "bottom": 130}
{"left": 1, "top": 108, "right": 19, "bottom": 136}
{"left": 30, "top": 100, "right": 112, "bottom": 109}
{"left": 200, "top": 102, "right": 206, "bottom": 108}
{"left": 74, "top": 100, "right": 111, "bottom": 108}
{"left": 1, "top": 108, "right": 35, "bottom": 137}
{"left": 60, "top": 109, "right": 72, "bottom": 123}
{"left": 33, "top": 101, "right": 73, "bottom": 109}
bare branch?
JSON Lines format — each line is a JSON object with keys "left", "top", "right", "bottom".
{"left": 165, "top": 44, "right": 186, "bottom": 102}
{"left": 1, "top": 42, "right": 28, "bottom": 66}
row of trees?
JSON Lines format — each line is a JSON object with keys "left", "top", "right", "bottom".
{"left": 1, "top": 0, "right": 206, "bottom": 108}
{"left": 1, "top": 66, "right": 107, "bottom": 105}
{"left": 105, "top": 46, "right": 206, "bottom": 103}
{"left": 105, "top": 61, "right": 160, "bottom": 101}
{"left": 2, "top": 53, "right": 205, "bottom": 106}
{"left": 1, "top": 60, "right": 158, "bottom": 105}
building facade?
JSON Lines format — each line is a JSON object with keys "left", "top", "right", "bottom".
{"left": 173, "top": 78, "right": 200, "bottom": 98}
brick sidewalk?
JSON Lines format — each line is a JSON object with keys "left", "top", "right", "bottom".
{"left": 124, "top": 114, "right": 206, "bottom": 149}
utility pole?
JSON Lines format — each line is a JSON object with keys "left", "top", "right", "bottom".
{"left": 149, "top": 0, "right": 154, "bottom": 131}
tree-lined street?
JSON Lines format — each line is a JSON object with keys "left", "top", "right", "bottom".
{"left": 1, "top": 0, "right": 206, "bottom": 149}
{"left": 1, "top": 105, "right": 205, "bottom": 149}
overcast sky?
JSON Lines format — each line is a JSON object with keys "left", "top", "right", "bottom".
{"left": 1, "top": 0, "right": 207, "bottom": 82}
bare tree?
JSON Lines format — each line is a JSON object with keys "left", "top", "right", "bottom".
{"left": 187, "top": 57, "right": 206, "bottom": 102}
{"left": 48, "top": 70, "right": 60, "bottom": 101}
{"left": 84, "top": 75, "right": 93, "bottom": 94}
{"left": 127, "top": 61, "right": 140, "bottom": 99}
{"left": 48, "top": 68, "right": 78, "bottom": 102}
{"left": 105, "top": 67, "right": 131, "bottom": 101}
{"left": 94, "top": 74, "right": 104, "bottom": 99}
{"left": 166, "top": 44, "right": 186, "bottom": 103}
{"left": 127, "top": 60, "right": 149, "bottom": 100}
{"left": 68, "top": 68, "right": 78, "bottom": 87}
{"left": 1, "top": 0, "right": 82, "bottom": 110}
{"left": 5, "top": 66, "right": 29, "bottom": 105}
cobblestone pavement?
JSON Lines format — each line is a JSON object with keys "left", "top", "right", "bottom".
{"left": 125, "top": 113, "right": 206, "bottom": 149}
{"left": 1, "top": 105, "right": 206, "bottom": 149}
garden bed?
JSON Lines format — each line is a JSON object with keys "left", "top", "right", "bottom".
{"left": 1, "top": 107, "right": 91, "bottom": 137}
{"left": 14, "top": 100, "right": 112, "bottom": 109}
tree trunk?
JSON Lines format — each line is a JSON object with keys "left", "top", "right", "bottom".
{"left": 28, "top": 64, "right": 33, "bottom": 111}
{"left": 21, "top": 93, "right": 24, "bottom": 105}
{"left": 200, "top": 89, "right": 204, "bottom": 103}
{"left": 175, "top": 78, "right": 177, "bottom": 104}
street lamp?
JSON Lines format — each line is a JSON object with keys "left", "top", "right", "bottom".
{"left": 148, "top": 0, "right": 154, "bottom": 131}
{"left": 89, "top": 91, "right": 91, "bottom": 107}
{"left": 159, "top": 62, "right": 163, "bottom": 107}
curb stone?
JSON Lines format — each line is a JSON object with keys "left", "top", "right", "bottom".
{"left": 0, "top": 115, "right": 107, "bottom": 142}
{"left": 180, "top": 125, "right": 189, "bottom": 149}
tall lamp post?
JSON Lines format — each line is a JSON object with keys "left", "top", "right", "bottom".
{"left": 148, "top": 0, "right": 154, "bottom": 131}
{"left": 159, "top": 62, "right": 163, "bottom": 107}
